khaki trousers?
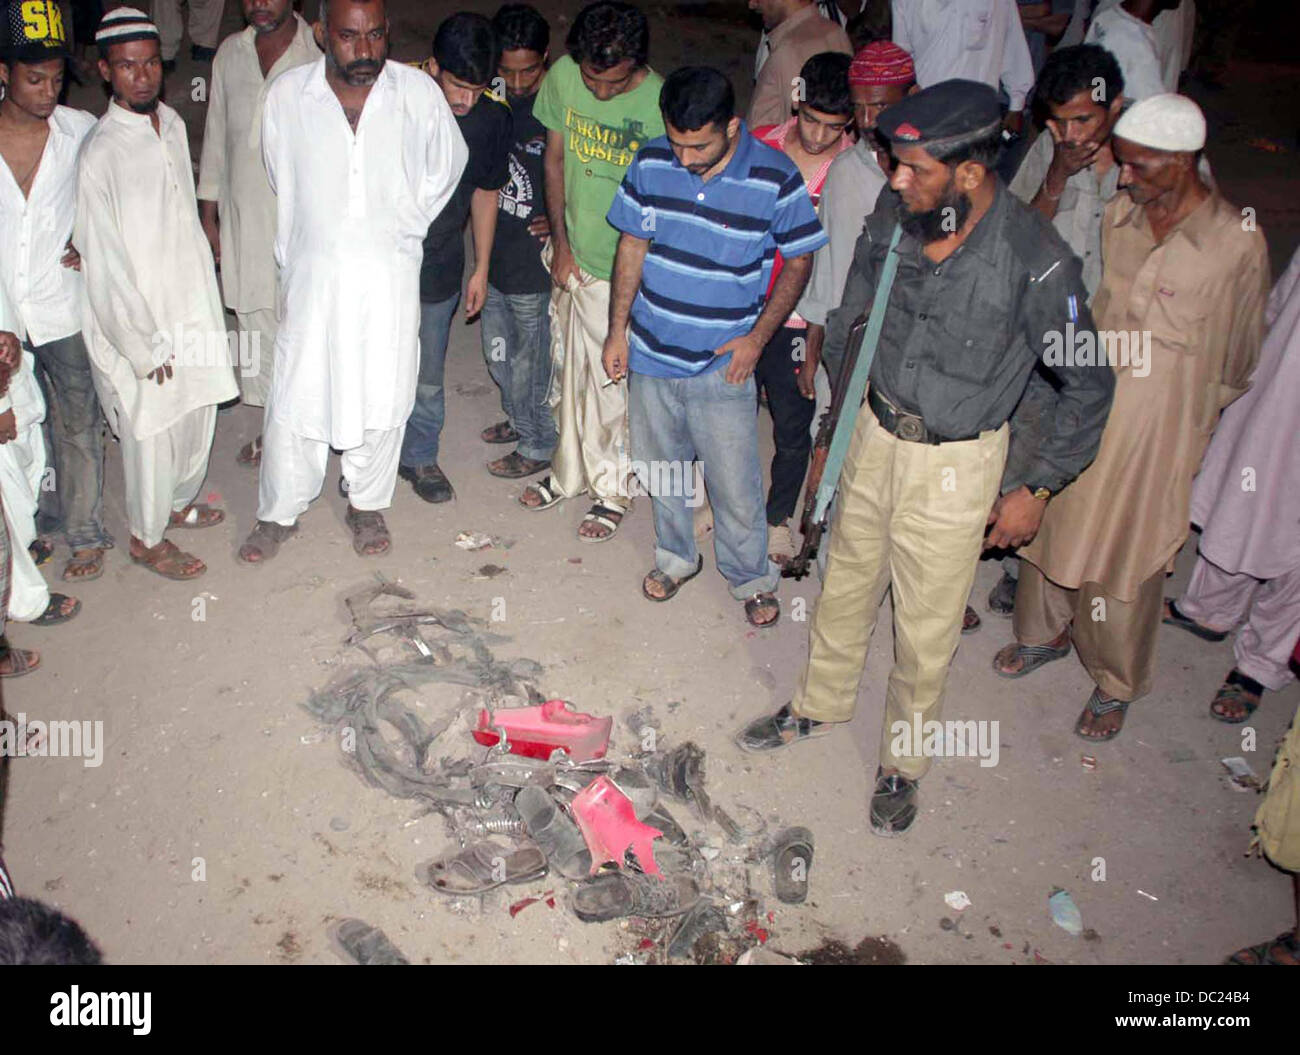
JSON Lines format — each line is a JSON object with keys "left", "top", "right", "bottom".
{"left": 1013, "top": 560, "right": 1164, "bottom": 701}
{"left": 792, "top": 410, "right": 1008, "bottom": 780}
{"left": 544, "top": 246, "right": 630, "bottom": 509}
{"left": 235, "top": 307, "right": 278, "bottom": 410}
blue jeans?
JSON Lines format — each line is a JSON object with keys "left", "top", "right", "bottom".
{"left": 480, "top": 285, "right": 556, "bottom": 462}
{"left": 29, "top": 332, "right": 113, "bottom": 552}
{"left": 400, "top": 293, "right": 460, "bottom": 469}
{"left": 629, "top": 366, "right": 779, "bottom": 599}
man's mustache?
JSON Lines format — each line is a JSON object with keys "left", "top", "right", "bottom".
{"left": 345, "top": 59, "right": 382, "bottom": 75}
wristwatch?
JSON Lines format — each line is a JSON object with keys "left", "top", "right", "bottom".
{"left": 1028, "top": 485, "right": 1052, "bottom": 501}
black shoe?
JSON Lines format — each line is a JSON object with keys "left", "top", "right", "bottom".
{"left": 191, "top": 44, "right": 217, "bottom": 63}
{"left": 988, "top": 571, "right": 1017, "bottom": 615}
{"left": 161, "top": 58, "right": 177, "bottom": 75}
{"left": 735, "top": 703, "right": 829, "bottom": 753}
{"left": 869, "top": 768, "right": 918, "bottom": 837}
{"left": 399, "top": 463, "right": 454, "bottom": 504}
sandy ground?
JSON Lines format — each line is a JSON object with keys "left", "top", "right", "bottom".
{"left": 1, "top": 2, "right": 1298, "bottom": 965}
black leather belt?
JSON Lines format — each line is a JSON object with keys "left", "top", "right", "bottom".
{"left": 867, "top": 386, "right": 978, "bottom": 445}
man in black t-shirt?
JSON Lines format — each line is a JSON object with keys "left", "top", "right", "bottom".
{"left": 399, "top": 13, "right": 512, "bottom": 504}
{"left": 480, "top": 4, "right": 557, "bottom": 480}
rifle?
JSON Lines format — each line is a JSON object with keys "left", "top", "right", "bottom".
{"left": 782, "top": 314, "right": 869, "bottom": 580}
{"left": 781, "top": 224, "right": 903, "bottom": 580}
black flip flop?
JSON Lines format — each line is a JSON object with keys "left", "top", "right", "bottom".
{"left": 31, "top": 593, "right": 81, "bottom": 627}
{"left": 1162, "top": 598, "right": 1228, "bottom": 642}
{"left": 642, "top": 556, "right": 704, "bottom": 602}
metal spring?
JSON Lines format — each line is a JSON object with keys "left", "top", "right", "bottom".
{"left": 459, "top": 816, "right": 526, "bottom": 837}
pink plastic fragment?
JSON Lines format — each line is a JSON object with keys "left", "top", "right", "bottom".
{"left": 472, "top": 700, "right": 612, "bottom": 762}
{"left": 570, "top": 775, "right": 664, "bottom": 877}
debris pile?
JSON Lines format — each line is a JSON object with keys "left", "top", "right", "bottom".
{"left": 303, "top": 579, "right": 817, "bottom": 963}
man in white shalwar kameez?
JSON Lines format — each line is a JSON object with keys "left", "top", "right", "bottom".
{"left": 239, "top": 0, "right": 466, "bottom": 563}
{"left": 197, "top": 0, "right": 319, "bottom": 467}
{"left": 77, "top": 9, "right": 237, "bottom": 581}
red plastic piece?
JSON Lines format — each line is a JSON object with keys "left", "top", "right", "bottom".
{"left": 570, "top": 775, "right": 663, "bottom": 877}
{"left": 472, "top": 700, "right": 613, "bottom": 762}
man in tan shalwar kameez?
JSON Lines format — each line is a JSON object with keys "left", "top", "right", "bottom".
{"left": 992, "top": 93, "right": 1269, "bottom": 741}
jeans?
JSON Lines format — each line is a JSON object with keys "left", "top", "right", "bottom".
{"left": 629, "top": 366, "right": 779, "bottom": 599}
{"left": 480, "top": 285, "right": 557, "bottom": 462}
{"left": 755, "top": 324, "right": 815, "bottom": 525}
{"left": 400, "top": 293, "right": 460, "bottom": 469}
{"left": 28, "top": 332, "right": 112, "bottom": 552}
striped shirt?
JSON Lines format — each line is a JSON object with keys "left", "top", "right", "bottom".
{"left": 606, "top": 124, "right": 826, "bottom": 379}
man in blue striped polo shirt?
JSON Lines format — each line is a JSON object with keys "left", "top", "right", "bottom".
{"left": 603, "top": 66, "right": 826, "bottom": 628}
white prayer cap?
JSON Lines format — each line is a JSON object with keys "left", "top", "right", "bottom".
{"left": 94, "top": 6, "right": 160, "bottom": 47}
{"left": 1113, "top": 93, "right": 1206, "bottom": 153}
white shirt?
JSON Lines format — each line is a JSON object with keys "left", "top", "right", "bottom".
{"left": 892, "top": 0, "right": 1036, "bottom": 111}
{"left": 261, "top": 58, "right": 467, "bottom": 448}
{"left": 1085, "top": 5, "right": 1167, "bottom": 101}
{"left": 196, "top": 14, "right": 320, "bottom": 313}
{"left": 76, "top": 100, "right": 238, "bottom": 440}
{"left": 0, "top": 106, "right": 97, "bottom": 347}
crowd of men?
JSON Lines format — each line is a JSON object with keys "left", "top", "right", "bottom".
{"left": 0, "top": 0, "right": 1296, "bottom": 964}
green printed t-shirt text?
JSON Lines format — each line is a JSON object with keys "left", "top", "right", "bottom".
{"left": 533, "top": 55, "right": 665, "bottom": 281}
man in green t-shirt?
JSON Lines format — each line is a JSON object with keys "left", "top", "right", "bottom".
{"left": 519, "top": 1, "right": 664, "bottom": 543}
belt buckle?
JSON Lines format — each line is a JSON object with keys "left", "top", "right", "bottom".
{"left": 895, "top": 414, "right": 926, "bottom": 443}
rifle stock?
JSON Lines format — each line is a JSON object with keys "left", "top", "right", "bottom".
{"left": 782, "top": 313, "right": 871, "bottom": 580}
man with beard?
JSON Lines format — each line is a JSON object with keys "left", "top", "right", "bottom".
{"left": 737, "top": 81, "right": 1113, "bottom": 836}
{"left": 198, "top": 0, "right": 319, "bottom": 469}
{"left": 995, "top": 94, "right": 1269, "bottom": 742}
{"left": 76, "top": 7, "right": 238, "bottom": 580}
{"left": 0, "top": 2, "right": 113, "bottom": 584}
{"left": 605, "top": 66, "right": 824, "bottom": 629}
{"left": 238, "top": 0, "right": 466, "bottom": 562}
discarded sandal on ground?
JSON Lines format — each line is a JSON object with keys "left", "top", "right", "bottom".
{"left": 571, "top": 870, "right": 700, "bottom": 923}
{"left": 330, "top": 918, "right": 410, "bottom": 964}
{"left": 419, "top": 841, "right": 547, "bottom": 896}
{"left": 515, "top": 785, "right": 592, "bottom": 880}
{"left": 770, "top": 826, "right": 814, "bottom": 904}
{"left": 1074, "top": 688, "right": 1129, "bottom": 742}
